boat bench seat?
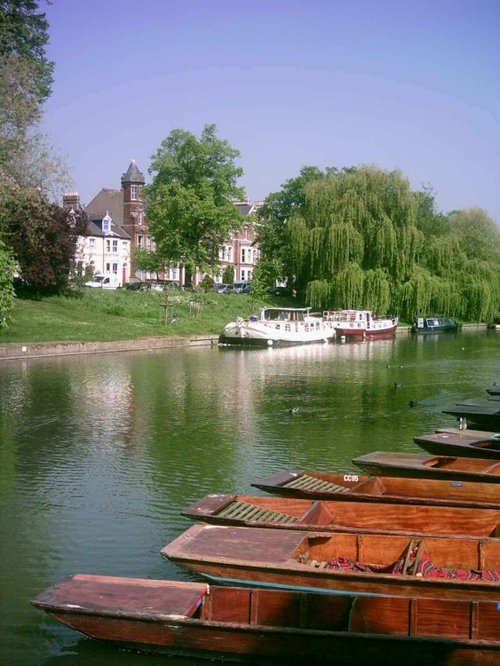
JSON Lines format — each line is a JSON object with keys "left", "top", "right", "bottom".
{"left": 297, "top": 500, "right": 335, "bottom": 526}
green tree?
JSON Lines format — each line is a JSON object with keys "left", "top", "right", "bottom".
{"left": 132, "top": 246, "right": 166, "bottom": 281}
{"left": 447, "top": 208, "right": 500, "bottom": 263}
{"left": 0, "top": 239, "right": 15, "bottom": 328}
{"left": 0, "top": 0, "right": 60, "bottom": 198}
{"left": 254, "top": 166, "right": 328, "bottom": 290}
{"left": 145, "top": 124, "right": 245, "bottom": 286}
{"left": 1, "top": 190, "right": 88, "bottom": 293}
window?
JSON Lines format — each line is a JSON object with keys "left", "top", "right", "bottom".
{"left": 137, "top": 235, "right": 144, "bottom": 247}
{"left": 105, "top": 263, "right": 111, "bottom": 272}
{"left": 241, "top": 270, "right": 246, "bottom": 280}
{"left": 112, "top": 263, "right": 118, "bottom": 274}
{"left": 102, "top": 213, "right": 111, "bottom": 234}
{"left": 138, "top": 211, "right": 143, "bottom": 225}
{"left": 227, "top": 246, "right": 232, "bottom": 261}
{"left": 241, "top": 248, "right": 246, "bottom": 263}
{"left": 89, "top": 238, "right": 95, "bottom": 250}
{"left": 106, "top": 239, "right": 111, "bottom": 253}
{"left": 112, "top": 240, "right": 118, "bottom": 253}
{"left": 130, "top": 185, "right": 139, "bottom": 200}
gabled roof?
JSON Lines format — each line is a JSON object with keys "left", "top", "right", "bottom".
{"left": 87, "top": 216, "right": 131, "bottom": 240}
{"left": 121, "top": 160, "right": 145, "bottom": 185}
{"left": 86, "top": 188, "right": 124, "bottom": 226}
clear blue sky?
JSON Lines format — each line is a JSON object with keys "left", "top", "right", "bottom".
{"left": 42, "top": 0, "right": 499, "bottom": 221}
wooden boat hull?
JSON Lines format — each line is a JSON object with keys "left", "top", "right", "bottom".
{"left": 252, "top": 469, "right": 500, "bottom": 509}
{"left": 182, "top": 492, "right": 500, "bottom": 539}
{"left": 162, "top": 524, "right": 500, "bottom": 602}
{"left": 442, "top": 405, "right": 500, "bottom": 431}
{"left": 353, "top": 451, "right": 500, "bottom": 483}
{"left": 414, "top": 432, "right": 500, "bottom": 459}
{"left": 32, "top": 574, "right": 500, "bottom": 665}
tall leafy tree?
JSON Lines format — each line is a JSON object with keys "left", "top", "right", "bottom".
{"left": 254, "top": 166, "right": 328, "bottom": 290}
{"left": 0, "top": 239, "right": 15, "bottom": 328}
{"left": 0, "top": 0, "right": 57, "bottom": 196}
{"left": 145, "top": 124, "right": 244, "bottom": 285}
{"left": 2, "top": 190, "right": 88, "bottom": 292}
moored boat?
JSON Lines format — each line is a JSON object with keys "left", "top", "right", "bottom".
{"left": 252, "top": 468, "right": 500, "bottom": 509}
{"left": 487, "top": 382, "right": 500, "bottom": 396}
{"left": 32, "top": 574, "right": 500, "bottom": 665}
{"left": 353, "top": 451, "right": 500, "bottom": 483}
{"left": 325, "top": 309, "right": 398, "bottom": 339}
{"left": 162, "top": 523, "right": 500, "bottom": 602}
{"left": 411, "top": 316, "right": 459, "bottom": 333}
{"left": 220, "top": 307, "right": 336, "bottom": 346}
{"left": 442, "top": 403, "right": 500, "bottom": 431}
{"left": 182, "top": 492, "right": 500, "bottom": 538}
{"left": 414, "top": 431, "right": 500, "bottom": 459}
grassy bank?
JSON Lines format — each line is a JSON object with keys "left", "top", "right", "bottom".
{"left": 0, "top": 289, "right": 292, "bottom": 344}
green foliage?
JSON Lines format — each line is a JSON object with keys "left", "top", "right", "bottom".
{"left": 260, "top": 164, "right": 500, "bottom": 322}
{"left": 1, "top": 189, "right": 88, "bottom": 293}
{"left": 221, "top": 264, "right": 234, "bottom": 284}
{"left": 199, "top": 274, "right": 215, "bottom": 292}
{"left": 145, "top": 124, "right": 245, "bottom": 279}
{"left": 0, "top": 0, "right": 54, "bottom": 104}
{"left": 132, "top": 246, "right": 165, "bottom": 278}
{"left": 0, "top": 238, "right": 15, "bottom": 328}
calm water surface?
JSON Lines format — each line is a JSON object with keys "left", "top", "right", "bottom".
{"left": 0, "top": 330, "right": 498, "bottom": 665}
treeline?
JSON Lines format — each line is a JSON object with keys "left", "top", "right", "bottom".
{"left": 254, "top": 166, "right": 500, "bottom": 322}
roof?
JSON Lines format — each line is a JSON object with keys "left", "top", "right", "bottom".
{"left": 86, "top": 188, "right": 124, "bottom": 226}
{"left": 87, "top": 216, "right": 131, "bottom": 240}
{"left": 121, "top": 160, "right": 145, "bottom": 185}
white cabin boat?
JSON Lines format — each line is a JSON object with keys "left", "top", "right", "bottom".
{"left": 220, "top": 308, "right": 336, "bottom": 346}
{"left": 326, "top": 309, "right": 398, "bottom": 339}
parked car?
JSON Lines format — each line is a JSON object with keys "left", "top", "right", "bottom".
{"left": 212, "top": 283, "right": 231, "bottom": 293}
{"left": 267, "top": 286, "right": 290, "bottom": 297}
{"left": 148, "top": 280, "right": 184, "bottom": 292}
{"left": 125, "top": 281, "right": 150, "bottom": 291}
{"left": 84, "top": 275, "right": 118, "bottom": 289}
{"left": 230, "top": 281, "right": 252, "bottom": 294}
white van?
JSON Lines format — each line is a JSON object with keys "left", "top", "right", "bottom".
{"left": 84, "top": 274, "right": 119, "bottom": 289}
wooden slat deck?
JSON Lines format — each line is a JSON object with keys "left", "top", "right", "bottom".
{"left": 282, "top": 474, "right": 347, "bottom": 494}
{"left": 218, "top": 500, "right": 297, "bottom": 524}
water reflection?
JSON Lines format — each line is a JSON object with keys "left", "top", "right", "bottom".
{"left": 0, "top": 331, "right": 498, "bottom": 664}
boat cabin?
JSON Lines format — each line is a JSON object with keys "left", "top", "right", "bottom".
{"left": 412, "top": 316, "right": 458, "bottom": 333}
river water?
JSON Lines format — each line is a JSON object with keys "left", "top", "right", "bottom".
{"left": 0, "top": 330, "right": 498, "bottom": 665}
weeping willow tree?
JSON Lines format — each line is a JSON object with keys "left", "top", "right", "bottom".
{"left": 289, "top": 166, "right": 419, "bottom": 311}
{"left": 260, "top": 164, "right": 499, "bottom": 322}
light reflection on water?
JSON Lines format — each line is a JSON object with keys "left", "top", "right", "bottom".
{"left": 0, "top": 331, "right": 498, "bottom": 664}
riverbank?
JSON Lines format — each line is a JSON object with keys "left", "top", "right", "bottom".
{"left": 0, "top": 292, "right": 488, "bottom": 360}
{"left": 2, "top": 324, "right": 490, "bottom": 360}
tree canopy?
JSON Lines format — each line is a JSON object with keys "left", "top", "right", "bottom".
{"left": 145, "top": 124, "right": 245, "bottom": 284}
{"left": 1, "top": 190, "right": 88, "bottom": 293}
{"left": 257, "top": 165, "right": 500, "bottom": 322}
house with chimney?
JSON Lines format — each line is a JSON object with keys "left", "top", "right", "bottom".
{"left": 66, "top": 160, "right": 261, "bottom": 287}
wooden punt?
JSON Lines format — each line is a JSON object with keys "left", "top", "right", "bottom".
{"left": 487, "top": 383, "right": 500, "bottom": 396}
{"left": 353, "top": 451, "right": 500, "bottom": 483}
{"left": 32, "top": 574, "right": 500, "bottom": 665}
{"left": 162, "top": 524, "right": 500, "bottom": 602}
{"left": 414, "top": 432, "right": 500, "bottom": 459}
{"left": 252, "top": 468, "right": 500, "bottom": 509}
{"left": 442, "top": 403, "right": 500, "bottom": 431}
{"left": 182, "top": 492, "right": 500, "bottom": 539}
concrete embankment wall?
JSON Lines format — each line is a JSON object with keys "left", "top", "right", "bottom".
{"left": 0, "top": 335, "right": 220, "bottom": 361}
